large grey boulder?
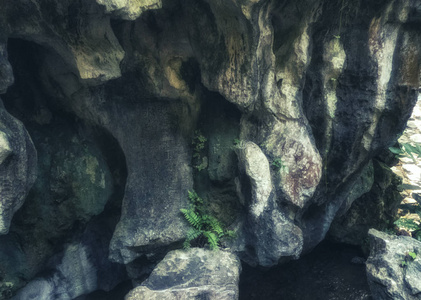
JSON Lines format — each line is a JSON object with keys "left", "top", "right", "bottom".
{"left": 366, "top": 229, "right": 421, "bottom": 300}
{"left": 125, "top": 248, "right": 241, "bottom": 300}
{"left": 0, "top": 102, "right": 36, "bottom": 234}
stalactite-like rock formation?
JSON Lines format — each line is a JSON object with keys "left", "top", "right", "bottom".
{"left": 0, "top": 0, "right": 420, "bottom": 298}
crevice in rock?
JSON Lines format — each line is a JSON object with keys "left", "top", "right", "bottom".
{"left": 192, "top": 89, "right": 243, "bottom": 229}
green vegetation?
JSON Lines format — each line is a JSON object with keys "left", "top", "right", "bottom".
{"left": 272, "top": 158, "right": 289, "bottom": 173}
{"left": 180, "top": 190, "right": 235, "bottom": 250}
{"left": 233, "top": 138, "right": 241, "bottom": 147}
{"left": 387, "top": 141, "right": 421, "bottom": 241}
{"left": 401, "top": 251, "right": 417, "bottom": 268}
{"left": 192, "top": 130, "right": 207, "bottom": 157}
{"left": 389, "top": 142, "right": 421, "bottom": 164}
{"left": 192, "top": 130, "right": 207, "bottom": 171}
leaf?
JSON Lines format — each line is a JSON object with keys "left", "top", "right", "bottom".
{"left": 402, "top": 143, "right": 417, "bottom": 163}
{"left": 181, "top": 209, "right": 202, "bottom": 230}
{"left": 397, "top": 184, "right": 421, "bottom": 191}
{"left": 389, "top": 147, "right": 403, "bottom": 155}
{"left": 205, "top": 215, "right": 224, "bottom": 237}
{"left": 203, "top": 231, "right": 219, "bottom": 250}
{"left": 408, "top": 251, "right": 417, "bottom": 260}
{"left": 394, "top": 218, "right": 420, "bottom": 231}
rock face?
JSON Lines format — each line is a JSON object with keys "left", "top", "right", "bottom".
{"left": 0, "top": 0, "right": 419, "bottom": 298}
{"left": 125, "top": 248, "right": 241, "bottom": 300}
{"left": 366, "top": 229, "right": 421, "bottom": 300}
{"left": 12, "top": 216, "right": 127, "bottom": 300}
{"left": 329, "top": 158, "right": 403, "bottom": 246}
{"left": 0, "top": 102, "right": 37, "bottom": 235}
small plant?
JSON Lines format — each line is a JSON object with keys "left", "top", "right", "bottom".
{"left": 272, "top": 158, "right": 289, "bottom": 173}
{"left": 192, "top": 130, "right": 207, "bottom": 157}
{"left": 180, "top": 190, "right": 235, "bottom": 250}
{"left": 389, "top": 142, "right": 421, "bottom": 164}
{"left": 394, "top": 218, "right": 420, "bottom": 231}
{"left": 401, "top": 251, "right": 417, "bottom": 268}
{"left": 192, "top": 130, "right": 207, "bottom": 171}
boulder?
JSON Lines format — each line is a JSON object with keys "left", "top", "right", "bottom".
{"left": 125, "top": 248, "right": 241, "bottom": 300}
{"left": 366, "top": 229, "right": 421, "bottom": 300}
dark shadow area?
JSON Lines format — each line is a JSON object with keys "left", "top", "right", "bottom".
{"left": 193, "top": 90, "right": 243, "bottom": 227}
{"left": 1, "top": 37, "right": 129, "bottom": 298}
{"left": 240, "top": 241, "right": 372, "bottom": 300}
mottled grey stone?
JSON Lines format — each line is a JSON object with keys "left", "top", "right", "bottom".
{"left": 366, "top": 229, "right": 421, "bottom": 300}
{"left": 125, "top": 248, "right": 241, "bottom": 300}
{"left": 236, "top": 142, "right": 303, "bottom": 266}
{"left": 0, "top": 103, "right": 36, "bottom": 235}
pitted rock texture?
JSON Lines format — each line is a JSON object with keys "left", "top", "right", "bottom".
{"left": 329, "top": 159, "right": 403, "bottom": 246}
{"left": 125, "top": 248, "right": 241, "bottom": 300}
{"left": 366, "top": 229, "right": 421, "bottom": 300}
{"left": 0, "top": 0, "right": 420, "bottom": 297}
{"left": 0, "top": 102, "right": 36, "bottom": 235}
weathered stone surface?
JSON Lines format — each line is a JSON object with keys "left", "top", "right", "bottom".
{"left": 125, "top": 248, "right": 241, "bottom": 300}
{"left": 106, "top": 98, "right": 193, "bottom": 264}
{"left": 96, "top": 0, "right": 162, "bottom": 20}
{"left": 366, "top": 229, "right": 421, "bottom": 300}
{"left": 12, "top": 217, "right": 127, "bottom": 300}
{"left": 0, "top": 110, "right": 119, "bottom": 296}
{"left": 0, "top": 42, "right": 13, "bottom": 94}
{"left": 4, "top": 0, "right": 124, "bottom": 84}
{"left": 236, "top": 141, "right": 303, "bottom": 266}
{"left": 0, "top": 0, "right": 420, "bottom": 297}
{"left": 0, "top": 102, "right": 36, "bottom": 235}
{"left": 300, "top": 0, "right": 420, "bottom": 251}
{"left": 329, "top": 159, "right": 402, "bottom": 246}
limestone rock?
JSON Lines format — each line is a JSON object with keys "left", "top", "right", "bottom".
{"left": 5, "top": 0, "right": 124, "bottom": 84}
{"left": 0, "top": 1, "right": 419, "bottom": 297}
{"left": 236, "top": 142, "right": 303, "bottom": 266}
{"left": 329, "top": 159, "right": 402, "bottom": 246}
{"left": 96, "top": 0, "right": 162, "bottom": 20}
{"left": 0, "top": 42, "right": 13, "bottom": 94}
{"left": 0, "top": 103, "right": 36, "bottom": 235}
{"left": 13, "top": 217, "right": 127, "bottom": 300}
{"left": 366, "top": 229, "right": 421, "bottom": 300}
{"left": 125, "top": 248, "right": 241, "bottom": 300}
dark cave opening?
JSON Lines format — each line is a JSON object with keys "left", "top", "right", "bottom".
{"left": 1, "top": 37, "right": 129, "bottom": 298}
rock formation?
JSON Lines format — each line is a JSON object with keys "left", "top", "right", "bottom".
{"left": 366, "top": 229, "right": 421, "bottom": 300}
{"left": 126, "top": 248, "right": 241, "bottom": 300}
{"left": 0, "top": 0, "right": 419, "bottom": 298}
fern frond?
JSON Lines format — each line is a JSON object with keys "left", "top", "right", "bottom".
{"left": 183, "top": 228, "right": 202, "bottom": 249}
{"left": 225, "top": 230, "right": 236, "bottom": 239}
{"left": 188, "top": 190, "right": 203, "bottom": 205}
{"left": 204, "top": 215, "right": 224, "bottom": 238}
{"left": 180, "top": 208, "right": 202, "bottom": 230}
{"left": 186, "top": 228, "right": 202, "bottom": 241}
{"left": 203, "top": 231, "right": 219, "bottom": 250}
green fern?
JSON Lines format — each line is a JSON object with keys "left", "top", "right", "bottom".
{"left": 181, "top": 190, "right": 234, "bottom": 250}
{"left": 204, "top": 215, "right": 224, "bottom": 238}
{"left": 203, "top": 231, "right": 219, "bottom": 250}
{"left": 180, "top": 208, "right": 202, "bottom": 229}
{"left": 183, "top": 228, "right": 203, "bottom": 249}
